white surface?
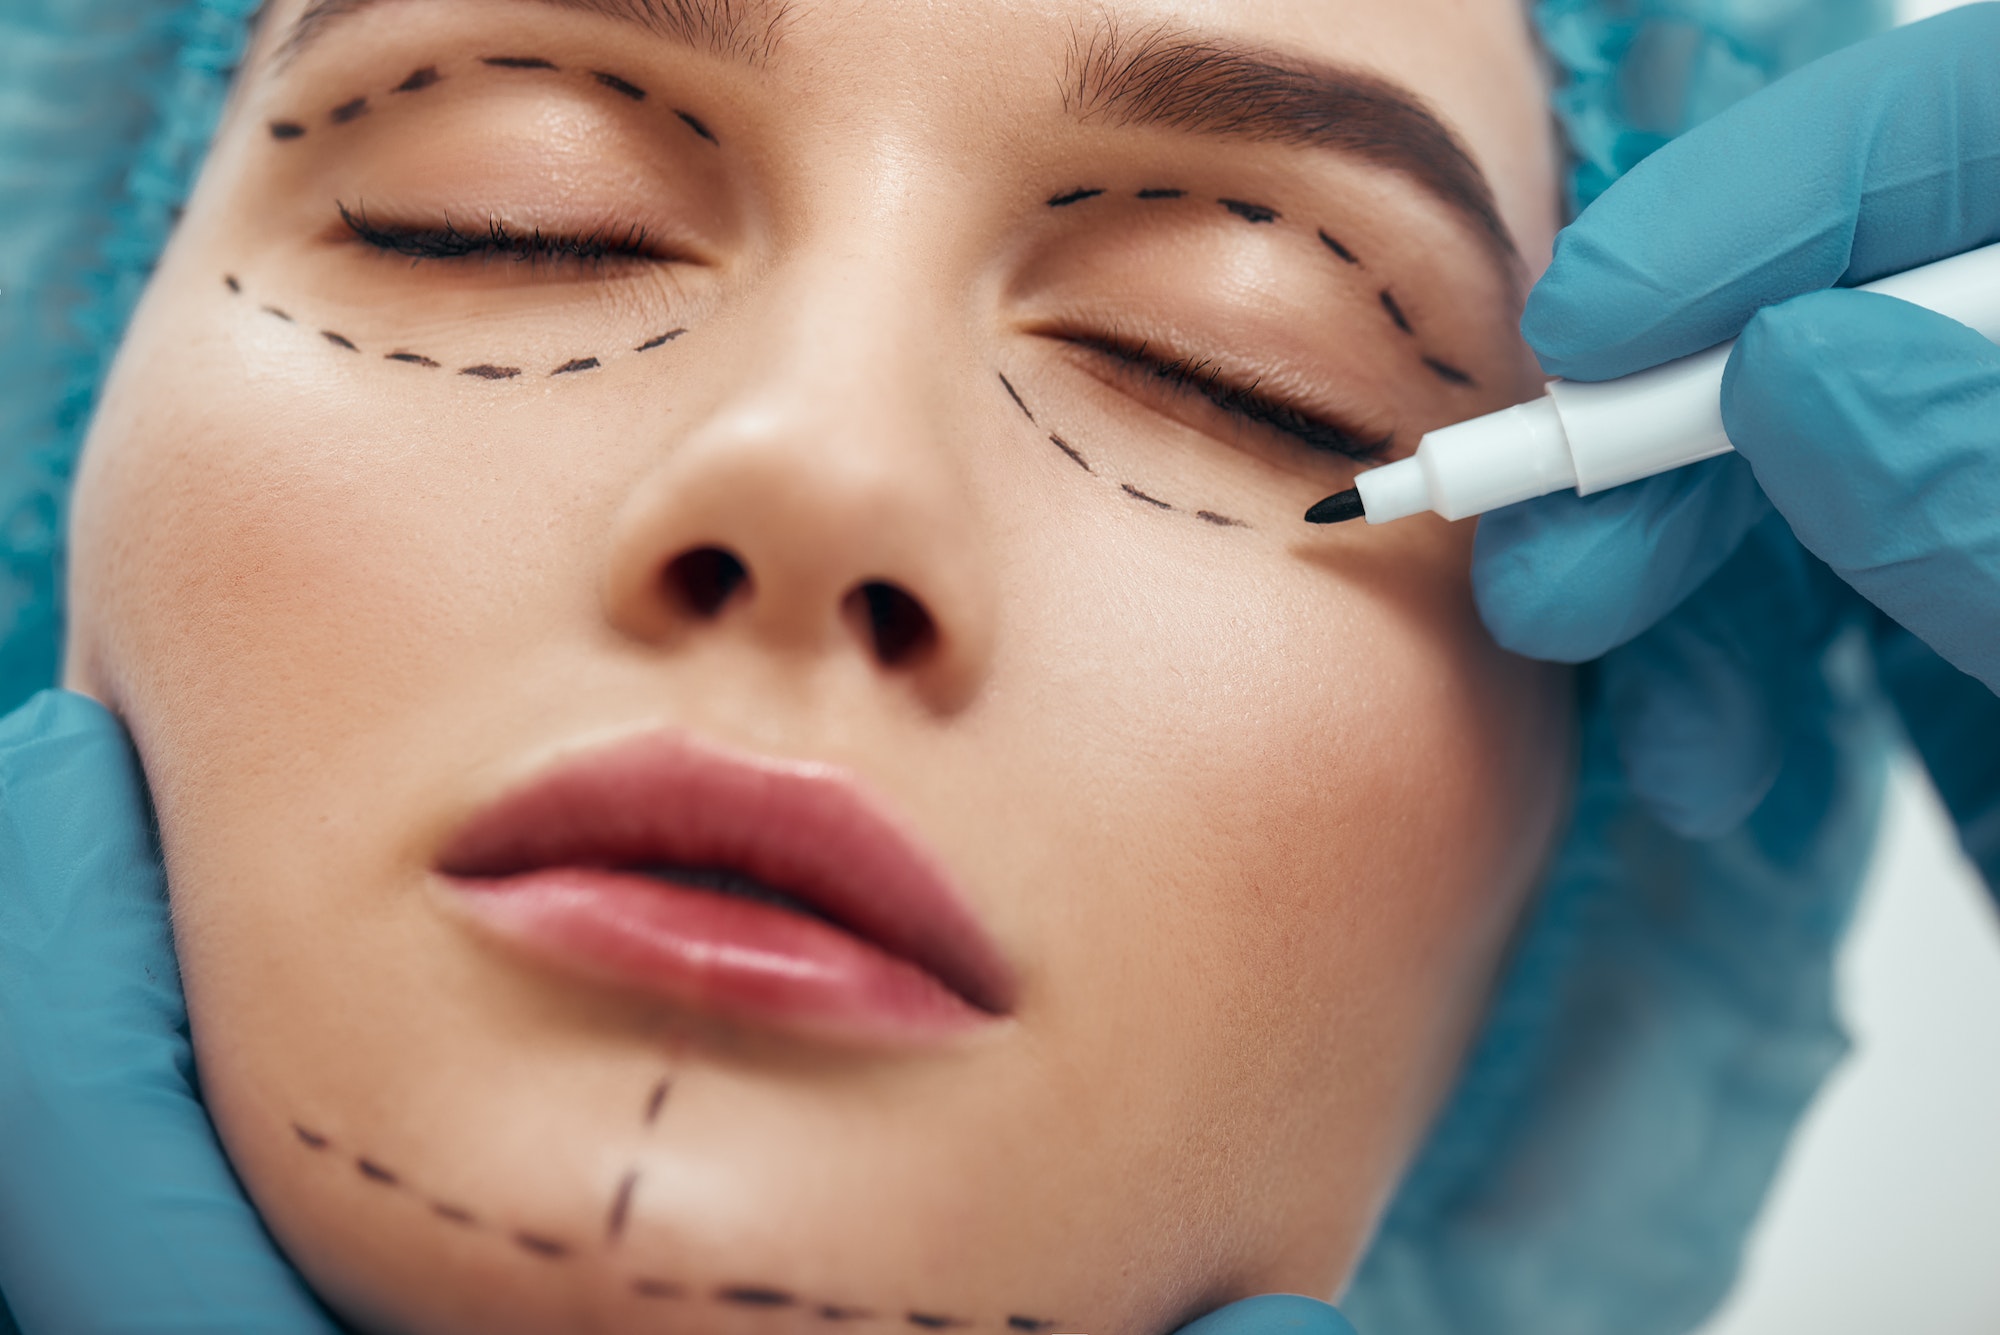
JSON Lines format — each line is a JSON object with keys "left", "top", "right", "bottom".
{"left": 1695, "top": 760, "right": 2000, "bottom": 1335}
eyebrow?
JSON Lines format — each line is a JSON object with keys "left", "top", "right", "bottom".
{"left": 276, "top": 0, "right": 791, "bottom": 65}
{"left": 1066, "top": 22, "right": 1519, "bottom": 282}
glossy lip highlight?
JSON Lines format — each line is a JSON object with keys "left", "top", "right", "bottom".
{"left": 433, "top": 731, "right": 1017, "bottom": 1047}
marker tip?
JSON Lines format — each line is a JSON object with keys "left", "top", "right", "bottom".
{"left": 1305, "top": 489, "right": 1366, "bottom": 525}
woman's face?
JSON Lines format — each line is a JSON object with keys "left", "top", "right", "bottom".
{"left": 66, "top": 0, "right": 1570, "bottom": 1330}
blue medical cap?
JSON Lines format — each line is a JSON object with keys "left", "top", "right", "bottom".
{"left": 0, "top": 2, "right": 1897, "bottom": 1332}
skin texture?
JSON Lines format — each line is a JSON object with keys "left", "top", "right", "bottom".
{"left": 64, "top": 0, "right": 1572, "bottom": 1331}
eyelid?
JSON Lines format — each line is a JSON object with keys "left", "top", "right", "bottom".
{"left": 1063, "top": 331, "right": 1395, "bottom": 463}
{"left": 333, "top": 200, "right": 688, "bottom": 268}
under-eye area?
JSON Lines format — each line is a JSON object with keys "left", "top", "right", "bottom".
{"left": 995, "top": 372, "right": 1253, "bottom": 529}
{"left": 219, "top": 272, "right": 690, "bottom": 383}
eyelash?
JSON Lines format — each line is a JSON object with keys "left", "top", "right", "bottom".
{"left": 336, "top": 201, "right": 663, "bottom": 266}
{"left": 1069, "top": 333, "right": 1393, "bottom": 462}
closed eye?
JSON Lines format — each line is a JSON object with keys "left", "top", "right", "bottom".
{"left": 336, "top": 201, "right": 675, "bottom": 268}
{"left": 1067, "top": 333, "right": 1393, "bottom": 463}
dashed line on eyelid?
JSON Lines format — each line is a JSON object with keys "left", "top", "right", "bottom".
{"left": 1136, "top": 187, "right": 1184, "bottom": 200}
{"left": 606, "top": 1170, "right": 640, "bottom": 1242}
{"left": 460, "top": 364, "right": 522, "bottom": 380}
{"left": 998, "top": 372, "right": 1035, "bottom": 423}
{"left": 676, "top": 110, "right": 719, "bottom": 144}
{"left": 1318, "top": 229, "right": 1360, "bottom": 265}
{"left": 719, "top": 1287, "right": 798, "bottom": 1308}
{"left": 594, "top": 70, "right": 648, "bottom": 101}
{"left": 483, "top": 55, "right": 559, "bottom": 70}
{"left": 552, "top": 357, "right": 601, "bottom": 375}
{"left": 320, "top": 330, "right": 359, "bottom": 351}
{"left": 1378, "top": 290, "right": 1413, "bottom": 335}
{"left": 386, "top": 352, "right": 440, "bottom": 367}
{"left": 1121, "top": 482, "right": 1173, "bottom": 511}
{"left": 393, "top": 66, "right": 441, "bottom": 93}
{"left": 268, "top": 120, "right": 306, "bottom": 140}
{"left": 637, "top": 329, "right": 687, "bottom": 352}
{"left": 329, "top": 96, "right": 369, "bottom": 124}
{"left": 1047, "top": 187, "right": 1105, "bottom": 207}
{"left": 1050, "top": 435, "right": 1092, "bottom": 474}
{"left": 1219, "top": 198, "right": 1279, "bottom": 224}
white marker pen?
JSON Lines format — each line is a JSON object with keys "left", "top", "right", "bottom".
{"left": 1305, "top": 239, "right": 2000, "bottom": 526}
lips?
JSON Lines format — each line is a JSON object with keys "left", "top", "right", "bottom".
{"left": 436, "top": 733, "right": 1016, "bottom": 1046}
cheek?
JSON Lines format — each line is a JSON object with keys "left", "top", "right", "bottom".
{"left": 973, "top": 510, "right": 1569, "bottom": 1283}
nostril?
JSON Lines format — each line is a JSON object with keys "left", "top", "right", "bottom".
{"left": 849, "top": 581, "right": 936, "bottom": 668}
{"left": 665, "top": 547, "right": 750, "bottom": 619}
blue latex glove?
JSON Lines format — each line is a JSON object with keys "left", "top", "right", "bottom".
{"left": 0, "top": 690, "right": 342, "bottom": 1334}
{"left": 1474, "top": 2, "right": 2000, "bottom": 872}
{"left": 1174, "top": 1295, "right": 1359, "bottom": 1335}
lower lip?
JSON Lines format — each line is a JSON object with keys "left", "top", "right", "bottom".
{"left": 446, "top": 869, "right": 995, "bottom": 1046}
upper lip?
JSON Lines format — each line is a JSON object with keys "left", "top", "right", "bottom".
{"left": 434, "top": 731, "right": 1017, "bottom": 1018}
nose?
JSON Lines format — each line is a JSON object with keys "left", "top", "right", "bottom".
{"left": 600, "top": 293, "right": 997, "bottom": 711}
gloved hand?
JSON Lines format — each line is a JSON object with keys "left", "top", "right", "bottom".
{"left": 0, "top": 690, "right": 342, "bottom": 1334}
{"left": 1474, "top": 2, "right": 2000, "bottom": 879}
{"left": 1173, "top": 1295, "right": 1358, "bottom": 1335}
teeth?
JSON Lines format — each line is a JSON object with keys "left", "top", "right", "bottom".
{"left": 634, "top": 865, "right": 834, "bottom": 925}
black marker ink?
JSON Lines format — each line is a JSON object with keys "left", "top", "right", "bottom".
{"left": 483, "top": 55, "right": 558, "bottom": 70}
{"left": 998, "top": 373, "right": 1035, "bottom": 423}
{"left": 1050, "top": 435, "right": 1091, "bottom": 473}
{"left": 292, "top": 1124, "right": 329, "bottom": 1150}
{"left": 644, "top": 1078, "right": 672, "bottom": 1125}
{"left": 223, "top": 274, "right": 241, "bottom": 293}
{"left": 907, "top": 1313, "right": 966, "bottom": 1329}
{"left": 321, "top": 330, "right": 360, "bottom": 351}
{"left": 1197, "top": 510, "right": 1247, "bottom": 528}
{"left": 386, "top": 352, "right": 441, "bottom": 367}
{"left": 356, "top": 1159, "right": 400, "bottom": 1186}
{"left": 636, "top": 329, "right": 686, "bottom": 352}
{"left": 1318, "top": 229, "right": 1360, "bottom": 265}
{"left": 1423, "top": 356, "right": 1475, "bottom": 387}
{"left": 261, "top": 305, "right": 293, "bottom": 323}
{"left": 1008, "top": 1319, "right": 1057, "bottom": 1332}
{"left": 1122, "top": 482, "right": 1173, "bottom": 510}
{"left": 675, "top": 110, "right": 718, "bottom": 144}
{"left": 268, "top": 120, "right": 306, "bottom": 141}
{"left": 394, "top": 66, "right": 441, "bottom": 93}
{"left": 719, "top": 1286, "right": 797, "bottom": 1308}
{"left": 1137, "top": 188, "right": 1185, "bottom": 200}
{"left": 514, "top": 1232, "right": 570, "bottom": 1259}
{"left": 607, "top": 1170, "right": 639, "bottom": 1242}
{"left": 330, "top": 96, "right": 369, "bottom": 124}
{"left": 553, "top": 357, "right": 601, "bottom": 375}
{"left": 820, "top": 1306, "right": 875, "bottom": 1322}
{"left": 634, "top": 1279, "right": 686, "bottom": 1300}
{"left": 594, "top": 71, "right": 648, "bottom": 101}
{"left": 431, "top": 1202, "right": 479, "bottom": 1226}
{"left": 1220, "top": 199, "right": 1279, "bottom": 224}
{"left": 460, "top": 364, "right": 521, "bottom": 380}
{"left": 1047, "top": 187, "right": 1105, "bottom": 208}
{"left": 1378, "top": 290, "right": 1413, "bottom": 335}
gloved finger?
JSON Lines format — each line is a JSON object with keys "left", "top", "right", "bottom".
{"left": 1525, "top": 3, "right": 2000, "bottom": 382}
{"left": 1723, "top": 288, "right": 2000, "bottom": 691}
{"left": 1874, "top": 620, "right": 2000, "bottom": 895}
{"left": 0, "top": 691, "right": 341, "bottom": 1334}
{"left": 1172, "top": 1294, "right": 1359, "bottom": 1335}
{"left": 1473, "top": 451, "right": 1769, "bottom": 662}
{"left": 1597, "top": 515, "right": 1838, "bottom": 838}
